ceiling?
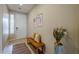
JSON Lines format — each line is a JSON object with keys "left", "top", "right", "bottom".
{"left": 7, "top": 4, "right": 35, "bottom": 14}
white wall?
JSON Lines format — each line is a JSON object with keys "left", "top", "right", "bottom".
{"left": 2, "top": 5, "right": 9, "bottom": 50}
{"left": 0, "top": 5, "right": 3, "bottom": 53}
{"left": 28, "top": 5, "right": 79, "bottom": 54}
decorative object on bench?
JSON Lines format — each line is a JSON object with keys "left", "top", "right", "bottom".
{"left": 27, "top": 33, "right": 45, "bottom": 54}
{"left": 53, "top": 27, "right": 67, "bottom": 54}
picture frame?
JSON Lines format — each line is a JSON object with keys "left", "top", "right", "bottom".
{"left": 33, "top": 13, "right": 43, "bottom": 27}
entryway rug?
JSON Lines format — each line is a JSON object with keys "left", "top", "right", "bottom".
{"left": 12, "top": 43, "right": 31, "bottom": 54}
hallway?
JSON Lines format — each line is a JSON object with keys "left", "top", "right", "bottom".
{"left": 1, "top": 4, "right": 79, "bottom": 54}
{"left": 0, "top": 0, "right": 79, "bottom": 59}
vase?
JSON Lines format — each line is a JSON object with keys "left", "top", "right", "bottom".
{"left": 55, "top": 44, "right": 64, "bottom": 54}
{"left": 55, "top": 39, "right": 63, "bottom": 54}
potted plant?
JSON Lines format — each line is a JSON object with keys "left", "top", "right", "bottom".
{"left": 53, "top": 27, "right": 67, "bottom": 45}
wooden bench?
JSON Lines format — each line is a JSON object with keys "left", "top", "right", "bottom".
{"left": 27, "top": 37, "right": 45, "bottom": 54}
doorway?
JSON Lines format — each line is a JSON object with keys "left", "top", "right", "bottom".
{"left": 14, "top": 12, "right": 27, "bottom": 39}
{"left": 10, "top": 12, "right": 27, "bottom": 40}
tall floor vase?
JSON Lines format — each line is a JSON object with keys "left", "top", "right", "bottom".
{"left": 55, "top": 44, "right": 64, "bottom": 54}
{"left": 54, "top": 39, "right": 64, "bottom": 54}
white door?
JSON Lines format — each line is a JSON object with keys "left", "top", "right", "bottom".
{"left": 14, "top": 13, "right": 27, "bottom": 39}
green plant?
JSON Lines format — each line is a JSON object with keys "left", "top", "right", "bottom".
{"left": 53, "top": 27, "right": 67, "bottom": 41}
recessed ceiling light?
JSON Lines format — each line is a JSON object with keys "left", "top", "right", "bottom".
{"left": 19, "top": 4, "right": 23, "bottom": 6}
{"left": 18, "top": 4, "right": 23, "bottom": 10}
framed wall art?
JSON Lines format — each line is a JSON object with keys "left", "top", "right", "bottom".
{"left": 33, "top": 13, "right": 43, "bottom": 27}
